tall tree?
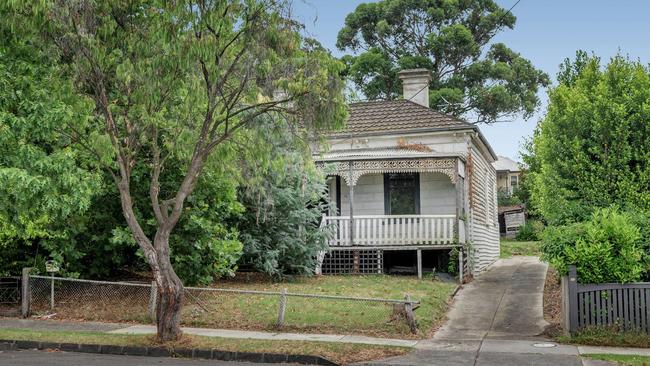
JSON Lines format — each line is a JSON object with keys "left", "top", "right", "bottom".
{"left": 529, "top": 51, "right": 650, "bottom": 225}
{"left": 8, "top": 0, "right": 346, "bottom": 340}
{"left": 337, "top": 0, "right": 549, "bottom": 123}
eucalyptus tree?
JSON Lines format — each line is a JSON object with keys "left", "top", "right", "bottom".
{"left": 337, "top": 0, "right": 549, "bottom": 123}
{"left": 9, "top": 0, "right": 346, "bottom": 340}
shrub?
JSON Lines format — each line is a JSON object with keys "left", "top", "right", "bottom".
{"left": 516, "top": 220, "right": 544, "bottom": 241}
{"left": 541, "top": 208, "right": 644, "bottom": 283}
{"left": 237, "top": 155, "right": 331, "bottom": 278}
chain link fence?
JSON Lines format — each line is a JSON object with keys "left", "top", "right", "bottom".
{"left": 30, "top": 275, "right": 152, "bottom": 323}
{"left": 27, "top": 274, "right": 420, "bottom": 337}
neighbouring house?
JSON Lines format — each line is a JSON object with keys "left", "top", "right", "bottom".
{"left": 492, "top": 156, "right": 523, "bottom": 195}
{"left": 492, "top": 156, "right": 526, "bottom": 236}
{"left": 312, "top": 68, "right": 499, "bottom": 280}
{"left": 498, "top": 204, "right": 526, "bottom": 238}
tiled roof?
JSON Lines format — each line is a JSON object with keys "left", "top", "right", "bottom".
{"left": 327, "top": 100, "right": 474, "bottom": 137}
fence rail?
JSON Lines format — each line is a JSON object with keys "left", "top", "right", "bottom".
{"left": 22, "top": 271, "right": 421, "bottom": 336}
{"left": 324, "top": 214, "right": 456, "bottom": 247}
{"left": 562, "top": 265, "right": 650, "bottom": 334}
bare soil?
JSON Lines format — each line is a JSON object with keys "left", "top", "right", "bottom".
{"left": 543, "top": 266, "right": 563, "bottom": 337}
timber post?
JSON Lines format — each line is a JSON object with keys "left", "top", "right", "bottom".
{"left": 404, "top": 294, "right": 417, "bottom": 334}
{"left": 148, "top": 281, "right": 158, "bottom": 323}
{"left": 567, "top": 265, "right": 579, "bottom": 334}
{"left": 277, "top": 288, "right": 287, "bottom": 328}
{"left": 348, "top": 161, "right": 355, "bottom": 246}
{"left": 21, "top": 268, "right": 31, "bottom": 318}
{"left": 416, "top": 249, "right": 423, "bottom": 279}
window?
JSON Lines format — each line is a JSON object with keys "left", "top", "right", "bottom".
{"left": 384, "top": 173, "right": 420, "bottom": 215}
{"left": 510, "top": 175, "right": 519, "bottom": 188}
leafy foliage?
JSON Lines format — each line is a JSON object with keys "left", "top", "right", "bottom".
{"left": 337, "top": 0, "right": 549, "bottom": 123}
{"left": 237, "top": 159, "right": 330, "bottom": 278}
{"left": 0, "top": 30, "right": 102, "bottom": 276}
{"left": 1, "top": 0, "right": 347, "bottom": 302}
{"left": 528, "top": 52, "right": 650, "bottom": 225}
{"left": 541, "top": 208, "right": 644, "bottom": 284}
{"left": 234, "top": 119, "right": 332, "bottom": 278}
{"left": 497, "top": 188, "right": 522, "bottom": 206}
{"left": 515, "top": 220, "right": 544, "bottom": 241}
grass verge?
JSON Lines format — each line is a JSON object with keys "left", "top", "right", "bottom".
{"left": 557, "top": 327, "right": 650, "bottom": 348}
{"left": 500, "top": 240, "right": 541, "bottom": 258}
{"left": 583, "top": 353, "right": 650, "bottom": 366}
{"left": 0, "top": 328, "right": 410, "bottom": 365}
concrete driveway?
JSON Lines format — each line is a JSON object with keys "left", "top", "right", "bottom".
{"left": 434, "top": 256, "right": 549, "bottom": 341}
{"left": 361, "top": 257, "right": 593, "bottom": 366}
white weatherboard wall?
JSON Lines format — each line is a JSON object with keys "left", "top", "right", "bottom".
{"left": 468, "top": 144, "right": 500, "bottom": 272}
{"left": 339, "top": 174, "right": 384, "bottom": 216}
{"left": 420, "top": 172, "right": 455, "bottom": 215}
{"left": 332, "top": 172, "right": 456, "bottom": 216}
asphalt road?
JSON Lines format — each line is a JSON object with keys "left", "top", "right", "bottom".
{"left": 0, "top": 350, "right": 278, "bottom": 366}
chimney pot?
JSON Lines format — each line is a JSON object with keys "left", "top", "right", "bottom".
{"left": 398, "top": 68, "right": 431, "bottom": 108}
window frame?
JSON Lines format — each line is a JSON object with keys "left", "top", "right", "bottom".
{"left": 383, "top": 172, "right": 421, "bottom": 215}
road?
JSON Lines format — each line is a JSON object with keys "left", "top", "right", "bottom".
{"left": 0, "top": 350, "right": 273, "bottom": 366}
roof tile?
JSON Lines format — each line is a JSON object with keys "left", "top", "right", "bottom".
{"left": 328, "top": 100, "right": 473, "bottom": 137}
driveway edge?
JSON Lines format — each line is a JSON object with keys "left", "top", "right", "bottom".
{"left": 0, "top": 340, "right": 338, "bottom": 365}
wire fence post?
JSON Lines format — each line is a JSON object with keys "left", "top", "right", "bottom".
{"left": 21, "top": 268, "right": 31, "bottom": 318}
{"left": 148, "top": 281, "right": 157, "bottom": 323}
{"left": 50, "top": 273, "right": 55, "bottom": 310}
{"left": 277, "top": 288, "right": 287, "bottom": 328}
{"left": 404, "top": 294, "right": 417, "bottom": 334}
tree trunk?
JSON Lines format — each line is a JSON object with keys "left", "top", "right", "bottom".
{"left": 153, "top": 234, "right": 184, "bottom": 341}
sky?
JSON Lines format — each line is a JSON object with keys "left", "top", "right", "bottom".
{"left": 291, "top": 0, "right": 650, "bottom": 161}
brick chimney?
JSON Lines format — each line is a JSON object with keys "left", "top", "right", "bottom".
{"left": 398, "top": 69, "right": 431, "bottom": 108}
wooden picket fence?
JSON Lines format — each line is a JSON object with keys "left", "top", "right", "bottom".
{"left": 562, "top": 265, "right": 650, "bottom": 334}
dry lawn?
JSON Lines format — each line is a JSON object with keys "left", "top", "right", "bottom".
{"left": 31, "top": 274, "right": 456, "bottom": 339}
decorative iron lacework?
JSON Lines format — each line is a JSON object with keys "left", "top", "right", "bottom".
{"left": 317, "top": 158, "right": 457, "bottom": 185}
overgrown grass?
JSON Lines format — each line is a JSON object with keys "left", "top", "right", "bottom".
{"left": 584, "top": 354, "right": 650, "bottom": 366}
{"left": 0, "top": 328, "right": 410, "bottom": 365}
{"left": 500, "top": 239, "right": 541, "bottom": 258}
{"left": 33, "top": 275, "right": 456, "bottom": 339}
{"left": 557, "top": 327, "right": 650, "bottom": 348}
{"left": 184, "top": 275, "right": 456, "bottom": 338}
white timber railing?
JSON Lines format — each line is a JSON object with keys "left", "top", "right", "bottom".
{"left": 323, "top": 214, "right": 457, "bottom": 247}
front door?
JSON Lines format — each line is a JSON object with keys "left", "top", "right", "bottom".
{"left": 384, "top": 173, "right": 420, "bottom": 215}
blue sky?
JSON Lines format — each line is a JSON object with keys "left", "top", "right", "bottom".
{"left": 292, "top": 0, "right": 650, "bottom": 160}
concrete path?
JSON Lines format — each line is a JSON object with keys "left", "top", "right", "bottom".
{"left": 110, "top": 324, "right": 419, "bottom": 347}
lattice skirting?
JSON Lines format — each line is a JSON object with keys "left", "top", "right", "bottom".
{"left": 320, "top": 249, "right": 383, "bottom": 275}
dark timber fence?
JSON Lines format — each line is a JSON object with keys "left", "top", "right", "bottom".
{"left": 562, "top": 265, "right": 650, "bottom": 334}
